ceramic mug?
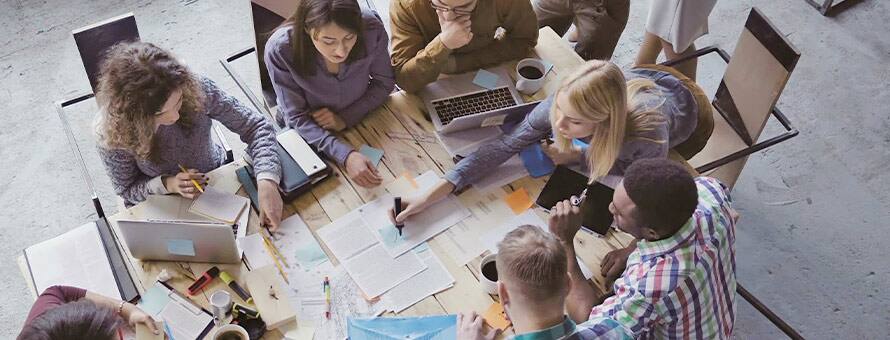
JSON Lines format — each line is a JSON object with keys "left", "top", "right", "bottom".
{"left": 515, "top": 58, "right": 547, "bottom": 95}
{"left": 213, "top": 324, "right": 249, "bottom": 340}
{"left": 479, "top": 253, "right": 499, "bottom": 295}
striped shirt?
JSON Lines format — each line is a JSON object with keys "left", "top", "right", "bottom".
{"left": 590, "top": 177, "right": 738, "bottom": 339}
{"left": 509, "top": 316, "right": 633, "bottom": 340}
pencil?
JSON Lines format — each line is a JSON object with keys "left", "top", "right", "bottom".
{"left": 261, "top": 232, "right": 290, "bottom": 268}
{"left": 262, "top": 239, "right": 289, "bottom": 284}
{"left": 177, "top": 164, "right": 205, "bottom": 193}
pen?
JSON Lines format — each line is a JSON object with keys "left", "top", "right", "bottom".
{"left": 177, "top": 164, "right": 204, "bottom": 193}
{"left": 324, "top": 276, "right": 331, "bottom": 319}
{"left": 394, "top": 197, "right": 404, "bottom": 236}
{"left": 262, "top": 239, "right": 289, "bottom": 284}
{"left": 163, "top": 321, "right": 176, "bottom": 340}
{"left": 571, "top": 188, "right": 588, "bottom": 207}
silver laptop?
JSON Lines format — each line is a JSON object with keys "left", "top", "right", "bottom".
{"left": 117, "top": 219, "right": 241, "bottom": 264}
{"left": 419, "top": 66, "right": 540, "bottom": 134}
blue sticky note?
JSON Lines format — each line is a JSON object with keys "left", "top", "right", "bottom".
{"left": 294, "top": 238, "right": 329, "bottom": 269}
{"left": 138, "top": 285, "right": 171, "bottom": 316}
{"left": 542, "top": 60, "right": 554, "bottom": 74}
{"left": 359, "top": 144, "right": 384, "bottom": 166}
{"left": 472, "top": 69, "right": 500, "bottom": 90}
{"left": 520, "top": 143, "right": 556, "bottom": 177}
{"left": 167, "top": 239, "right": 195, "bottom": 257}
{"left": 377, "top": 224, "right": 405, "bottom": 249}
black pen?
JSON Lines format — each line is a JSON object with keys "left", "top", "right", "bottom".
{"left": 394, "top": 196, "right": 404, "bottom": 236}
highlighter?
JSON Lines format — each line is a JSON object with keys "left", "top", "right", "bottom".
{"left": 187, "top": 266, "right": 220, "bottom": 296}
{"left": 220, "top": 271, "right": 253, "bottom": 304}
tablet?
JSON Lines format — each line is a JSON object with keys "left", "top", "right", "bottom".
{"left": 536, "top": 166, "right": 615, "bottom": 235}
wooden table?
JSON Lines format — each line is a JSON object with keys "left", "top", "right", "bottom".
{"left": 102, "top": 27, "right": 638, "bottom": 339}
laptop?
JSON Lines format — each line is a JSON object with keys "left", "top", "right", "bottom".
{"left": 117, "top": 219, "right": 241, "bottom": 264}
{"left": 419, "top": 66, "right": 541, "bottom": 134}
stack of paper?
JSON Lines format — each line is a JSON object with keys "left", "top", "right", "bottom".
{"left": 380, "top": 244, "right": 455, "bottom": 313}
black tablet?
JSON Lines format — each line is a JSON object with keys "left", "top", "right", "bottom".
{"left": 536, "top": 166, "right": 615, "bottom": 235}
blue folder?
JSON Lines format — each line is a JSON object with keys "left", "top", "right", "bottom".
{"left": 347, "top": 315, "right": 457, "bottom": 340}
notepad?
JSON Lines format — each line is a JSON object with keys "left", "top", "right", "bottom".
{"left": 359, "top": 144, "right": 384, "bottom": 167}
{"left": 188, "top": 186, "right": 248, "bottom": 224}
{"left": 473, "top": 69, "right": 500, "bottom": 90}
{"left": 482, "top": 302, "right": 511, "bottom": 331}
{"left": 503, "top": 188, "right": 533, "bottom": 214}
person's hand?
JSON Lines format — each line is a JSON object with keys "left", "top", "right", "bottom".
{"left": 389, "top": 180, "right": 455, "bottom": 224}
{"left": 438, "top": 14, "right": 473, "bottom": 50}
{"left": 548, "top": 198, "right": 583, "bottom": 243}
{"left": 457, "top": 312, "right": 497, "bottom": 340}
{"left": 123, "top": 303, "right": 160, "bottom": 336}
{"left": 164, "top": 169, "right": 207, "bottom": 199}
{"left": 542, "top": 142, "right": 582, "bottom": 165}
{"left": 601, "top": 243, "right": 635, "bottom": 289}
{"left": 345, "top": 152, "right": 382, "bottom": 188}
{"left": 257, "top": 179, "right": 283, "bottom": 231}
{"left": 311, "top": 108, "right": 346, "bottom": 131}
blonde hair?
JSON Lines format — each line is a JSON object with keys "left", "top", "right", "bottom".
{"left": 496, "top": 225, "right": 568, "bottom": 301}
{"left": 549, "top": 60, "right": 666, "bottom": 182}
{"left": 94, "top": 42, "right": 204, "bottom": 161}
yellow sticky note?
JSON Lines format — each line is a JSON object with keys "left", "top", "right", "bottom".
{"left": 482, "top": 302, "right": 511, "bottom": 331}
{"left": 503, "top": 188, "right": 533, "bottom": 214}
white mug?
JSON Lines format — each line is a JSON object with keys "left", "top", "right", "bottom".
{"left": 479, "top": 253, "right": 499, "bottom": 295}
{"left": 515, "top": 58, "right": 547, "bottom": 95}
{"left": 213, "top": 324, "right": 249, "bottom": 340}
{"left": 209, "top": 290, "right": 232, "bottom": 324}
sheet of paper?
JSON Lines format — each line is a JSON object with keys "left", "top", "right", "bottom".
{"left": 474, "top": 155, "right": 529, "bottom": 192}
{"left": 235, "top": 208, "right": 249, "bottom": 255}
{"left": 360, "top": 192, "right": 470, "bottom": 257}
{"left": 342, "top": 244, "right": 427, "bottom": 298}
{"left": 381, "top": 244, "right": 455, "bottom": 313}
{"left": 316, "top": 211, "right": 377, "bottom": 262}
{"left": 280, "top": 321, "right": 316, "bottom": 340}
{"left": 436, "top": 187, "right": 513, "bottom": 265}
{"left": 26, "top": 222, "right": 122, "bottom": 300}
{"left": 504, "top": 187, "right": 534, "bottom": 214}
{"left": 134, "top": 195, "right": 204, "bottom": 221}
{"left": 482, "top": 302, "right": 511, "bottom": 331}
{"left": 359, "top": 144, "right": 385, "bottom": 167}
{"left": 480, "top": 210, "right": 548, "bottom": 252}
{"left": 206, "top": 161, "right": 244, "bottom": 194}
{"left": 270, "top": 214, "right": 329, "bottom": 270}
{"left": 239, "top": 233, "right": 274, "bottom": 270}
{"left": 472, "top": 69, "right": 500, "bottom": 89}
{"left": 142, "top": 282, "right": 212, "bottom": 340}
{"left": 188, "top": 186, "right": 248, "bottom": 224}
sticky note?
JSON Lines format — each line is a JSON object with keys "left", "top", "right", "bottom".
{"left": 359, "top": 144, "right": 384, "bottom": 166}
{"left": 542, "top": 60, "right": 554, "bottom": 74}
{"left": 472, "top": 69, "right": 500, "bottom": 90}
{"left": 167, "top": 239, "right": 196, "bottom": 257}
{"left": 519, "top": 143, "right": 555, "bottom": 177}
{"left": 137, "top": 285, "right": 171, "bottom": 316}
{"left": 401, "top": 172, "right": 419, "bottom": 189}
{"left": 504, "top": 188, "right": 533, "bottom": 214}
{"left": 482, "top": 302, "right": 511, "bottom": 331}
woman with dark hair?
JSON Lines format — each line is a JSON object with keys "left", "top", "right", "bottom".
{"left": 265, "top": 0, "right": 395, "bottom": 188}
{"left": 18, "top": 286, "right": 159, "bottom": 339}
{"left": 95, "top": 42, "right": 285, "bottom": 229}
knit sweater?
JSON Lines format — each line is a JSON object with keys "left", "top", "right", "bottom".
{"left": 98, "top": 77, "right": 280, "bottom": 206}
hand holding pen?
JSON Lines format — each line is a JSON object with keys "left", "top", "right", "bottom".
{"left": 164, "top": 164, "right": 207, "bottom": 199}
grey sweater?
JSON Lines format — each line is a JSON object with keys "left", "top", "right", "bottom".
{"left": 444, "top": 68, "right": 699, "bottom": 190}
{"left": 98, "top": 77, "right": 281, "bottom": 206}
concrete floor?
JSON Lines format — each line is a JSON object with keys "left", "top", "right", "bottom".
{"left": 1, "top": 0, "right": 888, "bottom": 338}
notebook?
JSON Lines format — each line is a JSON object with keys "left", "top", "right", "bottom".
{"left": 188, "top": 186, "right": 248, "bottom": 224}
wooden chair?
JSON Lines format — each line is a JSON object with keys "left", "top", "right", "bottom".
{"left": 662, "top": 8, "right": 804, "bottom": 339}
{"left": 58, "top": 13, "right": 233, "bottom": 218}
{"left": 664, "top": 7, "right": 801, "bottom": 190}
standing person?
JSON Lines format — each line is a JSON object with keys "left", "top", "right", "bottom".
{"left": 532, "top": 0, "right": 630, "bottom": 60}
{"left": 95, "top": 42, "right": 284, "bottom": 229}
{"left": 635, "top": 0, "right": 719, "bottom": 80}
{"left": 549, "top": 158, "right": 739, "bottom": 339}
{"left": 266, "top": 0, "right": 395, "bottom": 188}
{"left": 18, "top": 285, "right": 159, "bottom": 339}
{"left": 389, "top": 0, "right": 539, "bottom": 92}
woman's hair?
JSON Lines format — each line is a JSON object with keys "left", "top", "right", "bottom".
{"left": 17, "top": 300, "right": 123, "bottom": 340}
{"left": 549, "top": 60, "right": 666, "bottom": 181}
{"left": 94, "top": 41, "right": 204, "bottom": 161}
{"left": 288, "top": 0, "right": 366, "bottom": 76}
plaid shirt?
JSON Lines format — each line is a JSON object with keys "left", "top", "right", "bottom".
{"left": 509, "top": 316, "right": 633, "bottom": 340}
{"left": 590, "top": 177, "right": 738, "bottom": 339}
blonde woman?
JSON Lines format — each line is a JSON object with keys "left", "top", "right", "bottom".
{"left": 95, "top": 42, "right": 285, "bottom": 229}
{"left": 392, "top": 60, "right": 712, "bottom": 222}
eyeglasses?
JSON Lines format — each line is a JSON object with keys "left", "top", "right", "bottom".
{"left": 430, "top": 0, "right": 476, "bottom": 15}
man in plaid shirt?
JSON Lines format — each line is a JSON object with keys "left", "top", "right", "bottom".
{"left": 550, "top": 158, "right": 739, "bottom": 339}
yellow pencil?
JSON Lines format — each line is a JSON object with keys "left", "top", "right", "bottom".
{"left": 177, "top": 164, "right": 204, "bottom": 193}
{"left": 261, "top": 231, "right": 290, "bottom": 268}
{"left": 262, "top": 238, "right": 289, "bottom": 284}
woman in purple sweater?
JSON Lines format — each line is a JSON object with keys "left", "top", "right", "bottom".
{"left": 265, "top": 0, "right": 396, "bottom": 188}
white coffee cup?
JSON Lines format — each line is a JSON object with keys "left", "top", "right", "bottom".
{"left": 213, "top": 324, "right": 249, "bottom": 340}
{"left": 209, "top": 290, "right": 232, "bottom": 324}
{"left": 479, "top": 253, "right": 499, "bottom": 295}
{"left": 515, "top": 58, "right": 547, "bottom": 95}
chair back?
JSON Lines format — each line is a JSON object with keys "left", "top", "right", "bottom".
{"left": 72, "top": 13, "right": 139, "bottom": 93}
{"left": 251, "top": 0, "right": 299, "bottom": 107}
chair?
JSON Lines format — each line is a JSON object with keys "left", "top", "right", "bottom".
{"left": 804, "top": 0, "right": 862, "bottom": 16}
{"left": 662, "top": 8, "right": 804, "bottom": 339}
{"left": 58, "top": 13, "right": 233, "bottom": 217}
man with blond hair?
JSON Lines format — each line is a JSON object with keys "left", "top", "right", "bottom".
{"left": 457, "top": 225, "right": 632, "bottom": 340}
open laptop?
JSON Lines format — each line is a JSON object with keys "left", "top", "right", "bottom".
{"left": 419, "top": 65, "right": 541, "bottom": 134}
{"left": 117, "top": 219, "right": 241, "bottom": 264}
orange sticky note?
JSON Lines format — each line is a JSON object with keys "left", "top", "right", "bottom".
{"left": 503, "top": 188, "right": 533, "bottom": 214}
{"left": 482, "top": 302, "right": 511, "bottom": 331}
{"left": 401, "top": 172, "right": 419, "bottom": 189}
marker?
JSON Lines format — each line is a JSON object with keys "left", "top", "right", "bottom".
{"left": 394, "top": 197, "right": 404, "bottom": 236}
{"left": 324, "top": 276, "right": 331, "bottom": 319}
{"left": 187, "top": 266, "right": 219, "bottom": 296}
{"left": 177, "top": 164, "right": 205, "bottom": 193}
{"left": 219, "top": 271, "right": 252, "bottom": 304}
{"left": 232, "top": 303, "right": 260, "bottom": 319}
{"left": 163, "top": 321, "right": 176, "bottom": 340}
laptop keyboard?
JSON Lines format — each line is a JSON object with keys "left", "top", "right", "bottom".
{"left": 432, "top": 87, "right": 517, "bottom": 125}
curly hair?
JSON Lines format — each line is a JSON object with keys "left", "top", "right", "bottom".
{"left": 94, "top": 41, "right": 204, "bottom": 161}
{"left": 623, "top": 158, "right": 698, "bottom": 236}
